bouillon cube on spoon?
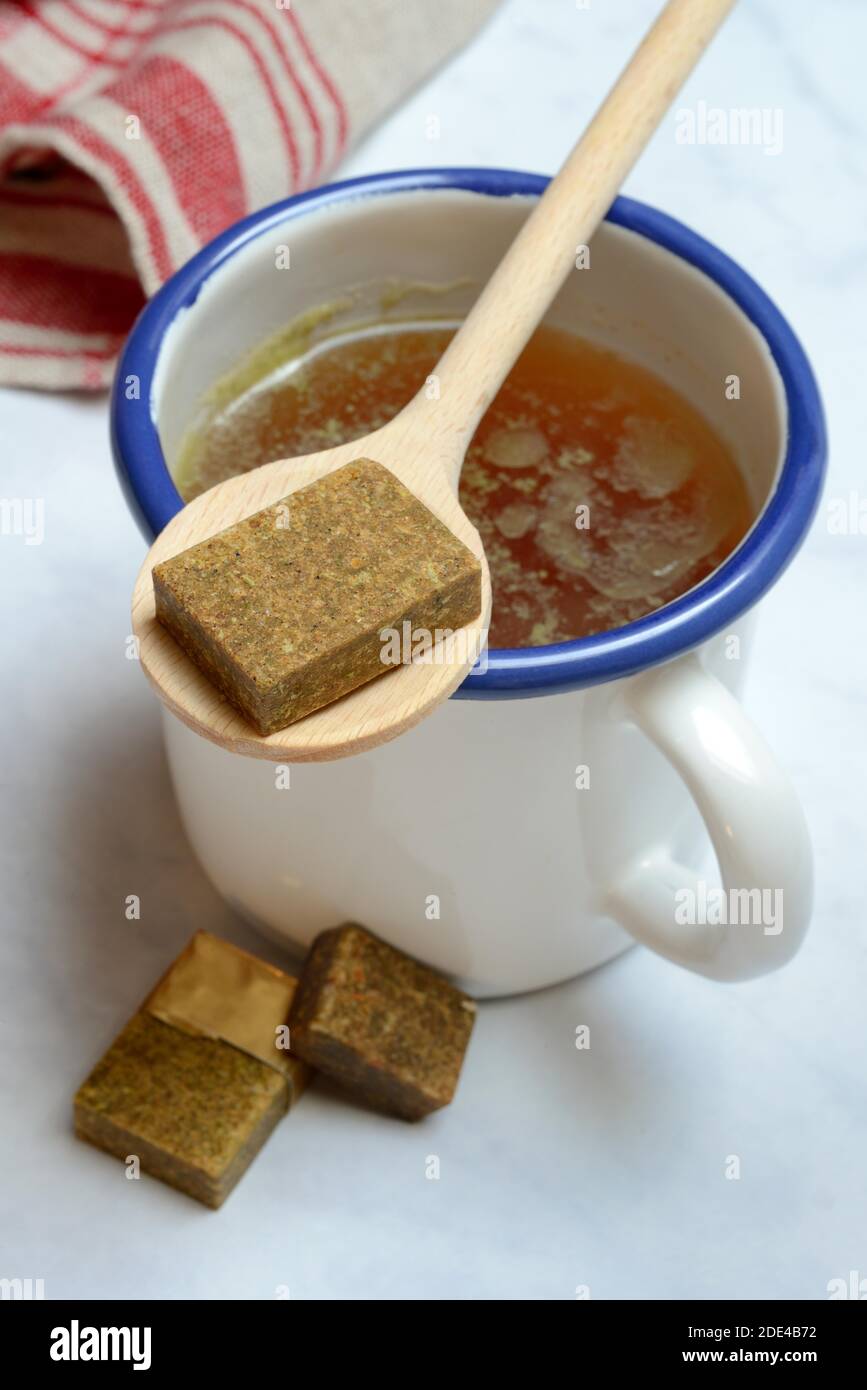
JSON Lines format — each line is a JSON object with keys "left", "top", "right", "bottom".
{"left": 132, "top": 0, "right": 737, "bottom": 761}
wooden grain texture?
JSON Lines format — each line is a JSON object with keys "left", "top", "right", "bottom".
{"left": 132, "top": 0, "right": 737, "bottom": 762}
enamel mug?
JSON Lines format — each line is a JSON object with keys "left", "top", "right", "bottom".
{"left": 112, "top": 169, "right": 826, "bottom": 997}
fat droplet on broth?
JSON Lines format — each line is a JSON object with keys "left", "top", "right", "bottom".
{"left": 495, "top": 501, "right": 537, "bottom": 540}
{"left": 609, "top": 416, "right": 696, "bottom": 498}
{"left": 586, "top": 529, "right": 691, "bottom": 600}
{"left": 483, "top": 426, "right": 549, "bottom": 470}
{"left": 535, "top": 468, "right": 732, "bottom": 601}
{"left": 587, "top": 491, "right": 733, "bottom": 599}
{"left": 535, "top": 473, "right": 596, "bottom": 577}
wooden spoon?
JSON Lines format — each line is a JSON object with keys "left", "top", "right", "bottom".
{"left": 133, "top": 0, "right": 736, "bottom": 761}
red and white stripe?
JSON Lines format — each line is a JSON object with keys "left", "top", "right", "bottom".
{"left": 0, "top": 0, "right": 493, "bottom": 390}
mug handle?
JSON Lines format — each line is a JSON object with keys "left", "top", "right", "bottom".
{"left": 605, "top": 653, "right": 812, "bottom": 981}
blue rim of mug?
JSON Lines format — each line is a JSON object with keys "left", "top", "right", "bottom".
{"left": 111, "top": 167, "right": 827, "bottom": 699}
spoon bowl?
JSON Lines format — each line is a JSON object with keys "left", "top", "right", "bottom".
{"left": 131, "top": 409, "right": 493, "bottom": 760}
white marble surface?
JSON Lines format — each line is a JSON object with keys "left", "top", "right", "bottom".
{"left": 1, "top": 0, "right": 865, "bottom": 1301}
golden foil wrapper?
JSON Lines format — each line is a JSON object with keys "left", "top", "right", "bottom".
{"left": 146, "top": 930, "right": 302, "bottom": 1079}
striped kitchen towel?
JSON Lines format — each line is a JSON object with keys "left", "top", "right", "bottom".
{"left": 0, "top": 0, "right": 498, "bottom": 391}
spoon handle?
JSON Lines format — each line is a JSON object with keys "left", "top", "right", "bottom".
{"left": 417, "top": 0, "right": 737, "bottom": 487}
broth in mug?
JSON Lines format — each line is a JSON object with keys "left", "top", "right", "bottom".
{"left": 175, "top": 323, "right": 752, "bottom": 648}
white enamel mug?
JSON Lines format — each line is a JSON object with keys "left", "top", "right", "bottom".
{"left": 113, "top": 169, "right": 826, "bottom": 997}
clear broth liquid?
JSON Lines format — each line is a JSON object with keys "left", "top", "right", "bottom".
{"left": 176, "top": 324, "right": 753, "bottom": 649}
